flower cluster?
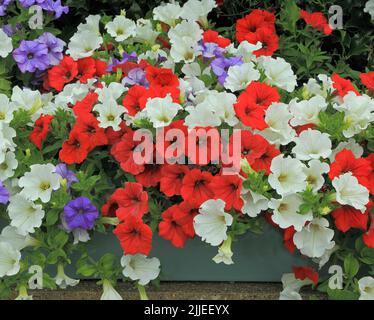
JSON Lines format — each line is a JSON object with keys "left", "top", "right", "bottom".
{"left": 0, "top": 0, "right": 373, "bottom": 301}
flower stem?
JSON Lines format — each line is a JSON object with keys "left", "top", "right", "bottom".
{"left": 137, "top": 284, "right": 149, "bottom": 300}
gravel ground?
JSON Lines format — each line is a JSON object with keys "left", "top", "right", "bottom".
{"left": 28, "top": 281, "right": 325, "bottom": 300}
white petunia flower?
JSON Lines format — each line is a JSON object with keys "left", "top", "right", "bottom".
{"left": 364, "top": 0, "right": 374, "bottom": 20}
{"left": 259, "top": 56, "right": 297, "bottom": 92}
{"left": 0, "top": 29, "right": 13, "bottom": 58}
{"left": 268, "top": 155, "right": 307, "bottom": 196}
{"left": 0, "top": 151, "right": 18, "bottom": 181}
{"left": 121, "top": 254, "right": 161, "bottom": 286}
{"left": 96, "top": 82, "right": 126, "bottom": 103}
{"left": 10, "top": 86, "right": 43, "bottom": 117}
{"left": 170, "top": 37, "right": 201, "bottom": 63}
{"left": 93, "top": 99, "right": 125, "bottom": 131}
{"left": 180, "top": 0, "right": 216, "bottom": 27}
{"left": 292, "top": 129, "right": 332, "bottom": 160}
{"left": 233, "top": 41, "right": 262, "bottom": 63}
{"left": 143, "top": 94, "right": 182, "bottom": 128}
{"left": 101, "top": 279, "right": 123, "bottom": 300}
{"left": 213, "top": 236, "right": 234, "bottom": 265}
{"left": 358, "top": 276, "right": 374, "bottom": 300}
{"left": 105, "top": 16, "right": 136, "bottom": 42}
{"left": 279, "top": 273, "right": 314, "bottom": 300}
{"left": 204, "top": 91, "right": 238, "bottom": 126}
{"left": 66, "top": 30, "right": 103, "bottom": 60}
{"left": 153, "top": 2, "right": 182, "bottom": 26}
{"left": 241, "top": 189, "right": 269, "bottom": 218}
{"left": 19, "top": 164, "right": 60, "bottom": 203}
{"left": 7, "top": 195, "right": 45, "bottom": 235}
{"left": 332, "top": 172, "right": 369, "bottom": 212}
{"left": 0, "top": 242, "right": 21, "bottom": 277}
{"left": 54, "top": 80, "right": 96, "bottom": 109}
{"left": 168, "top": 20, "right": 202, "bottom": 44}
{"left": 54, "top": 264, "right": 79, "bottom": 289}
{"left": 224, "top": 63, "right": 260, "bottom": 92}
{"left": 15, "top": 286, "right": 33, "bottom": 300}
{"left": 303, "top": 159, "right": 330, "bottom": 192}
{"left": 269, "top": 194, "right": 313, "bottom": 231}
{"left": 185, "top": 101, "right": 221, "bottom": 129}
{"left": 194, "top": 199, "right": 233, "bottom": 246}
{"left": 313, "top": 244, "right": 339, "bottom": 269}
{"left": 77, "top": 15, "right": 101, "bottom": 34}
{"left": 333, "top": 92, "right": 374, "bottom": 138}
{"left": 329, "top": 139, "right": 364, "bottom": 162}
{"left": 289, "top": 95, "right": 327, "bottom": 127}
{"left": 260, "top": 102, "right": 296, "bottom": 145}
{"left": 293, "top": 218, "right": 335, "bottom": 258}
{"left": 134, "top": 19, "right": 160, "bottom": 45}
{"left": 0, "top": 94, "right": 14, "bottom": 124}
{"left": 0, "top": 123, "right": 16, "bottom": 163}
{"left": 0, "top": 226, "right": 38, "bottom": 251}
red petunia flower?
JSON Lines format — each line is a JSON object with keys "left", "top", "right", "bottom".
{"left": 363, "top": 207, "right": 374, "bottom": 248}
{"left": 293, "top": 266, "right": 319, "bottom": 285}
{"left": 135, "top": 163, "right": 163, "bottom": 188}
{"left": 113, "top": 215, "right": 152, "bottom": 255}
{"left": 47, "top": 56, "right": 78, "bottom": 91}
{"left": 283, "top": 227, "right": 296, "bottom": 253}
{"left": 332, "top": 204, "right": 370, "bottom": 233}
{"left": 178, "top": 199, "right": 200, "bottom": 238}
{"left": 160, "top": 164, "right": 190, "bottom": 197}
{"left": 115, "top": 182, "right": 149, "bottom": 220}
{"left": 251, "top": 143, "right": 280, "bottom": 175}
{"left": 111, "top": 130, "right": 153, "bottom": 175}
{"left": 29, "top": 115, "right": 54, "bottom": 150}
{"left": 331, "top": 73, "right": 360, "bottom": 97}
{"left": 74, "top": 113, "right": 108, "bottom": 149}
{"left": 105, "top": 122, "right": 132, "bottom": 145}
{"left": 59, "top": 129, "right": 91, "bottom": 164}
{"left": 243, "top": 81, "right": 280, "bottom": 109}
{"left": 145, "top": 65, "right": 179, "bottom": 89}
{"left": 235, "top": 9, "right": 276, "bottom": 43}
{"left": 234, "top": 91, "right": 268, "bottom": 130}
{"left": 365, "top": 154, "right": 374, "bottom": 195}
{"left": 328, "top": 149, "right": 372, "bottom": 191}
{"left": 181, "top": 169, "right": 214, "bottom": 205}
{"left": 239, "top": 131, "right": 268, "bottom": 164}
{"left": 94, "top": 59, "right": 108, "bottom": 77}
{"left": 72, "top": 92, "right": 99, "bottom": 117}
{"left": 101, "top": 187, "right": 128, "bottom": 217}
{"left": 158, "top": 204, "right": 191, "bottom": 248}
{"left": 360, "top": 72, "right": 374, "bottom": 92}
{"left": 203, "top": 30, "right": 231, "bottom": 48}
{"left": 122, "top": 85, "right": 148, "bottom": 116}
{"left": 244, "top": 27, "right": 279, "bottom": 56}
{"left": 76, "top": 57, "right": 96, "bottom": 83}
{"left": 209, "top": 174, "right": 243, "bottom": 211}
{"left": 300, "top": 10, "right": 333, "bottom": 35}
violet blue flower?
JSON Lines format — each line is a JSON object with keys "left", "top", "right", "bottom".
{"left": 2, "top": 23, "right": 22, "bottom": 37}
{"left": 38, "top": 32, "right": 65, "bottom": 65}
{"left": 108, "top": 51, "right": 137, "bottom": 72}
{"left": 211, "top": 55, "right": 243, "bottom": 85}
{"left": 0, "top": 0, "right": 13, "bottom": 16}
{"left": 199, "top": 41, "right": 224, "bottom": 60}
{"left": 55, "top": 163, "right": 78, "bottom": 190}
{"left": 12, "top": 40, "right": 49, "bottom": 73}
{"left": 40, "top": 0, "right": 68, "bottom": 18}
{"left": 0, "top": 181, "right": 9, "bottom": 204}
{"left": 122, "top": 68, "right": 149, "bottom": 87}
{"left": 63, "top": 197, "right": 99, "bottom": 230}
{"left": 18, "top": 0, "right": 36, "bottom": 7}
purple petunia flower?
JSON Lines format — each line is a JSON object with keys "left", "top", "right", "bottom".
{"left": 38, "top": 32, "right": 66, "bottom": 66}
{"left": 2, "top": 23, "right": 22, "bottom": 37}
{"left": 122, "top": 68, "right": 149, "bottom": 87}
{"left": 0, "top": 181, "right": 9, "bottom": 204}
{"left": 63, "top": 197, "right": 99, "bottom": 230}
{"left": 12, "top": 40, "right": 49, "bottom": 73}
{"left": 199, "top": 41, "right": 224, "bottom": 60}
{"left": 108, "top": 51, "right": 137, "bottom": 72}
{"left": 211, "top": 55, "right": 243, "bottom": 85}
{"left": 19, "top": 0, "right": 68, "bottom": 18}
{"left": 55, "top": 163, "right": 78, "bottom": 190}
{"left": 0, "top": 0, "right": 13, "bottom": 16}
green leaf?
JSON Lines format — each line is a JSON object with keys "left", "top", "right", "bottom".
{"left": 327, "top": 287, "right": 359, "bottom": 300}
{"left": 344, "top": 254, "right": 360, "bottom": 278}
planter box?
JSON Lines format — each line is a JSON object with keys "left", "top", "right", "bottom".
{"left": 83, "top": 224, "right": 308, "bottom": 282}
